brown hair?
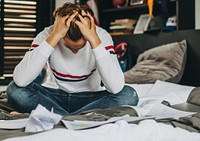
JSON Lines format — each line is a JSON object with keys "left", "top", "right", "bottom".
{"left": 53, "top": 2, "right": 94, "bottom": 41}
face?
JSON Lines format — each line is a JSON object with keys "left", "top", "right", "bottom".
{"left": 62, "top": 37, "right": 87, "bottom": 54}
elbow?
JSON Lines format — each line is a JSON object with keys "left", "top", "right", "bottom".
{"left": 111, "top": 84, "right": 124, "bottom": 94}
{"left": 109, "top": 77, "right": 125, "bottom": 94}
{"left": 13, "top": 67, "right": 31, "bottom": 87}
{"left": 13, "top": 75, "right": 29, "bottom": 87}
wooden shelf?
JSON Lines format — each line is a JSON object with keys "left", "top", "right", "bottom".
{"left": 99, "top": 0, "right": 177, "bottom": 32}
{"left": 103, "top": 0, "right": 176, "bottom": 14}
{"left": 103, "top": 4, "right": 148, "bottom": 13}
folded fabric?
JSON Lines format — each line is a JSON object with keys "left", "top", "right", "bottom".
{"left": 124, "top": 40, "right": 187, "bottom": 84}
{"left": 187, "top": 87, "right": 200, "bottom": 106}
{"left": 25, "top": 104, "right": 62, "bottom": 133}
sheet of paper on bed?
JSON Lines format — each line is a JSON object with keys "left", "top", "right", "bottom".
{"left": 146, "top": 103, "right": 196, "bottom": 120}
{"left": 25, "top": 104, "right": 62, "bottom": 132}
{"left": 0, "top": 104, "right": 62, "bottom": 130}
{"left": 61, "top": 114, "right": 156, "bottom": 130}
{"left": 62, "top": 114, "right": 129, "bottom": 130}
{"left": 0, "top": 118, "right": 28, "bottom": 129}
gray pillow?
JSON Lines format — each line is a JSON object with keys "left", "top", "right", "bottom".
{"left": 124, "top": 40, "right": 187, "bottom": 84}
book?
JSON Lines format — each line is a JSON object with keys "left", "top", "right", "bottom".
{"left": 109, "top": 25, "right": 134, "bottom": 30}
{"left": 109, "top": 28, "right": 134, "bottom": 36}
{"left": 109, "top": 18, "right": 136, "bottom": 35}
{"left": 109, "top": 32, "right": 132, "bottom": 36}
{"left": 110, "top": 20, "right": 137, "bottom": 26}
{"left": 114, "top": 18, "right": 137, "bottom": 23}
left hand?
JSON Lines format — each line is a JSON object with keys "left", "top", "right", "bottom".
{"left": 46, "top": 12, "right": 78, "bottom": 48}
{"left": 74, "top": 11, "right": 101, "bottom": 49}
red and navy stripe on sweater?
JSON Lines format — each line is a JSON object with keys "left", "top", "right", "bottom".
{"left": 29, "top": 44, "right": 115, "bottom": 81}
{"left": 51, "top": 68, "right": 96, "bottom": 82}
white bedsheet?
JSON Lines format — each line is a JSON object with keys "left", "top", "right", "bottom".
{"left": 3, "top": 120, "right": 200, "bottom": 141}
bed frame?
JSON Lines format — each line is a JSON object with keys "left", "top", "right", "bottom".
{"left": 112, "top": 29, "right": 200, "bottom": 87}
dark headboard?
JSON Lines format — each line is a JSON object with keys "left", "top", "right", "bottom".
{"left": 112, "top": 29, "right": 200, "bottom": 87}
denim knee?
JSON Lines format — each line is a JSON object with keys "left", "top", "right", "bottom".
{"left": 6, "top": 81, "right": 32, "bottom": 111}
{"left": 6, "top": 81, "right": 18, "bottom": 100}
{"left": 118, "top": 85, "right": 139, "bottom": 106}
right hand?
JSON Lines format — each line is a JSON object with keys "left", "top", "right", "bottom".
{"left": 74, "top": 11, "right": 101, "bottom": 49}
{"left": 46, "top": 12, "right": 78, "bottom": 48}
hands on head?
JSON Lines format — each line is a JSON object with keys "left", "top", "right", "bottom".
{"left": 52, "top": 11, "right": 79, "bottom": 40}
{"left": 47, "top": 3, "right": 101, "bottom": 49}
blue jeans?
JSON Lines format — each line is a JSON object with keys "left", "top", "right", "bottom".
{"left": 6, "top": 81, "right": 139, "bottom": 115}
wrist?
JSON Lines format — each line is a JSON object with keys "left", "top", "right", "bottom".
{"left": 46, "top": 32, "right": 62, "bottom": 48}
{"left": 89, "top": 35, "right": 101, "bottom": 49}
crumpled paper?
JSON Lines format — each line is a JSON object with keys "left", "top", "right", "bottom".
{"left": 25, "top": 104, "right": 62, "bottom": 132}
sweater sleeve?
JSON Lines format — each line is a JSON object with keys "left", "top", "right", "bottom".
{"left": 13, "top": 29, "right": 54, "bottom": 87}
{"left": 92, "top": 27, "right": 124, "bottom": 94}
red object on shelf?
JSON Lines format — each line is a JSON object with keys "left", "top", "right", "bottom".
{"left": 112, "top": 0, "right": 128, "bottom": 7}
{"left": 130, "top": 0, "right": 147, "bottom": 6}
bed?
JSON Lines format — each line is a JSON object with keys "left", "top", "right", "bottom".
{"left": 1, "top": 29, "right": 200, "bottom": 141}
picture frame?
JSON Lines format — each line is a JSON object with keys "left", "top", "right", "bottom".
{"left": 133, "top": 14, "right": 151, "bottom": 34}
{"left": 130, "top": 0, "right": 147, "bottom": 6}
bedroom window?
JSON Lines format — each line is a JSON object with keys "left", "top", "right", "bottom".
{"left": 0, "top": 0, "right": 55, "bottom": 85}
{"left": 3, "top": 0, "right": 37, "bottom": 78}
{"left": 0, "top": 1, "right": 3, "bottom": 77}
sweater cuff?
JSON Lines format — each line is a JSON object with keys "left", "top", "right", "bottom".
{"left": 37, "top": 40, "right": 54, "bottom": 58}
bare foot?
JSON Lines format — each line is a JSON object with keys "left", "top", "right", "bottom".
{"left": 10, "top": 111, "right": 22, "bottom": 115}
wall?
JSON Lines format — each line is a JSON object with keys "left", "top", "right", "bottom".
{"left": 195, "top": 0, "right": 200, "bottom": 29}
{"left": 56, "top": 0, "right": 74, "bottom": 8}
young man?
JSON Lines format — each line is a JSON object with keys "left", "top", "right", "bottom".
{"left": 6, "top": 2, "right": 138, "bottom": 115}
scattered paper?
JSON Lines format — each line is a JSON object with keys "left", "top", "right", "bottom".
{"left": 146, "top": 103, "right": 196, "bottom": 120}
{"left": 123, "top": 116, "right": 155, "bottom": 123}
{"left": 62, "top": 114, "right": 130, "bottom": 130}
{"left": 25, "top": 104, "right": 62, "bottom": 133}
{"left": 0, "top": 118, "right": 28, "bottom": 129}
{"left": 0, "top": 103, "right": 196, "bottom": 131}
{"left": 61, "top": 114, "right": 156, "bottom": 130}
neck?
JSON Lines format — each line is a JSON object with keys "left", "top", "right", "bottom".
{"left": 70, "top": 48, "right": 78, "bottom": 54}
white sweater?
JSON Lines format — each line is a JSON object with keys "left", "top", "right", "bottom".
{"left": 13, "top": 25, "right": 124, "bottom": 94}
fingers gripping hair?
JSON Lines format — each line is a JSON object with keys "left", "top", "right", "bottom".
{"left": 53, "top": 2, "right": 94, "bottom": 41}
